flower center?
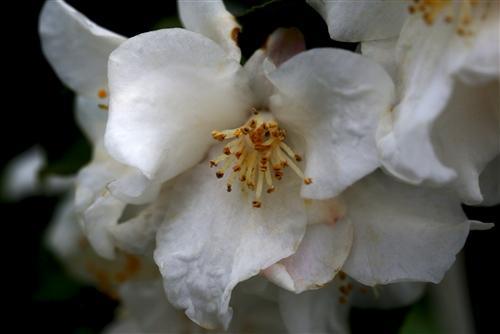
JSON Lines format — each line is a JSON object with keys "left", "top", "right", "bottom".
{"left": 408, "top": 0, "right": 492, "bottom": 36}
{"left": 210, "top": 109, "right": 312, "bottom": 208}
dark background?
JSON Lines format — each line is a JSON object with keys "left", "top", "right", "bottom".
{"left": 2, "top": 0, "right": 498, "bottom": 333}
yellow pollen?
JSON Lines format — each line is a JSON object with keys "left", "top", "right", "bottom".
{"left": 97, "top": 88, "right": 107, "bottom": 99}
{"left": 408, "top": 0, "right": 490, "bottom": 36}
{"left": 209, "top": 111, "right": 312, "bottom": 207}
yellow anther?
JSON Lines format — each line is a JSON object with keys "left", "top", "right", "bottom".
{"left": 210, "top": 111, "right": 311, "bottom": 207}
{"left": 408, "top": 0, "right": 488, "bottom": 36}
{"left": 97, "top": 88, "right": 107, "bottom": 99}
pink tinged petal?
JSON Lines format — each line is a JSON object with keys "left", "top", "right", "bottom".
{"left": 39, "top": 0, "right": 125, "bottom": 98}
{"left": 268, "top": 48, "right": 395, "bottom": 199}
{"left": 243, "top": 28, "right": 306, "bottom": 108}
{"left": 307, "top": 0, "right": 408, "bottom": 42}
{"left": 264, "top": 199, "right": 353, "bottom": 293}
{"left": 178, "top": 0, "right": 241, "bottom": 61}
{"left": 154, "top": 163, "right": 307, "bottom": 329}
{"left": 432, "top": 81, "right": 500, "bottom": 204}
{"left": 265, "top": 27, "right": 306, "bottom": 67}
{"left": 342, "top": 171, "right": 470, "bottom": 286}
{"left": 105, "top": 29, "right": 253, "bottom": 183}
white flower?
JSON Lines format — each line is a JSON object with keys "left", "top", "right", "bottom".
{"left": 39, "top": 0, "right": 161, "bottom": 259}
{"left": 308, "top": 0, "right": 500, "bottom": 205}
{"left": 99, "top": 0, "right": 488, "bottom": 329}
{"left": 2, "top": 146, "right": 72, "bottom": 200}
{"left": 46, "top": 194, "right": 427, "bottom": 334}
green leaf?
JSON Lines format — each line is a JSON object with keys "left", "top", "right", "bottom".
{"left": 400, "top": 297, "right": 440, "bottom": 334}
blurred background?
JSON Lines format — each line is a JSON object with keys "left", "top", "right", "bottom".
{"left": 2, "top": 0, "right": 498, "bottom": 333}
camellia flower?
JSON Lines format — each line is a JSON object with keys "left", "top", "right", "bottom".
{"left": 99, "top": 0, "right": 489, "bottom": 329}
{"left": 46, "top": 194, "right": 290, "bottom": 334}
{"left": 39, "top": 0, "right": 161, "bottom": 259}
{"left": 308, "top": 0, "right": 500, "bottom": 205}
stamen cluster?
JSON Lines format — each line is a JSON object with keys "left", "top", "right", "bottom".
{"left": 210, "top": 110, "right": 312, "bottom": 208}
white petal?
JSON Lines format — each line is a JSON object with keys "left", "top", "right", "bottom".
{"left": 307, "top": 0, "right": 408, "bottom": 42}
{"left": 479, "top": 155, "right": 500, "bottom": 206}
{"left": 105, "top": 29, "right": 252, "bottom": 182}
{"left": 458, "top": 2, "right": 500, "bottom": 84}
{"left": 75, "top": 144, "right": 147, "bottom": 259}
{"left": 378, "top": 13, "right": 500, "bottom": 189}
{"left": 263, "top": 199, "right": 353, "bottom": 293}
{"left": 2, "top": 146, "right": 45, "bottom": 200}
{"left": 432, "top": 81, "right": 500, "bottom": 204}
{"left": 82, "top": 192, "right": 125, "bottom": 259}
{"left": 178, "top": 0, "right": 241, "bottom": 61}
{"left": 268, "top": 48, "right": 395, "bottom": 199}
{"left": 74, "top": 95, "right": 108, "bottom": 144}
{"left": 107, "top": 168, "right": 160, "bottom": 205}
{"left": 154, "top": 162, "right": 307, "bottom": 329}
{"left": 39, "top": 0, "right": 125, "bottom": 97}
{"left": 361, "top": 38, "right": 398, "bottom": 82}
{"left": 342, "top": 171, "right": 470, "bottom": 285}
{"left": 469, "top": 221, "right": 494, "bottom": 231}
{"left": 279, "top": 285, "right": 349, "bottom": 334}
{"left": 110, "top": 185, "right": 171, "bottom": 255}
{"left": 243, "top": 49, "right": 274, "bottom": 109}
{"left": 75, "top": 143, "right": 126, "bottom": 214}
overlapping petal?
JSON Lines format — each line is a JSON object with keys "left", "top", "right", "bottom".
{"left": 243, "top": 28, "right": 306, "bottom": 109}
{"left": 154, "top": 161, "right": 307, "bottom": 329}
{"left": 263, "top": 199, "right": 353, "bottom": 293}
{"left": 377, "top": 13, "right": 500, "bottom": 201}
{"left": 431, "top": 81, "right": 500, "bottom": 204}
{"left": 75, "top": 144, "right": 155, "bottom": 258}
{"left": 178, "top": 0, "right": 241, "bottom": 61}
{"left": 268, "top": 48, "right": 395, "bottom": 199}
{"left": 105, "top": 29, "right": 253, "bottom": 182}
{"left": 342, "top": 171, "right": 471, "bottom": 285}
